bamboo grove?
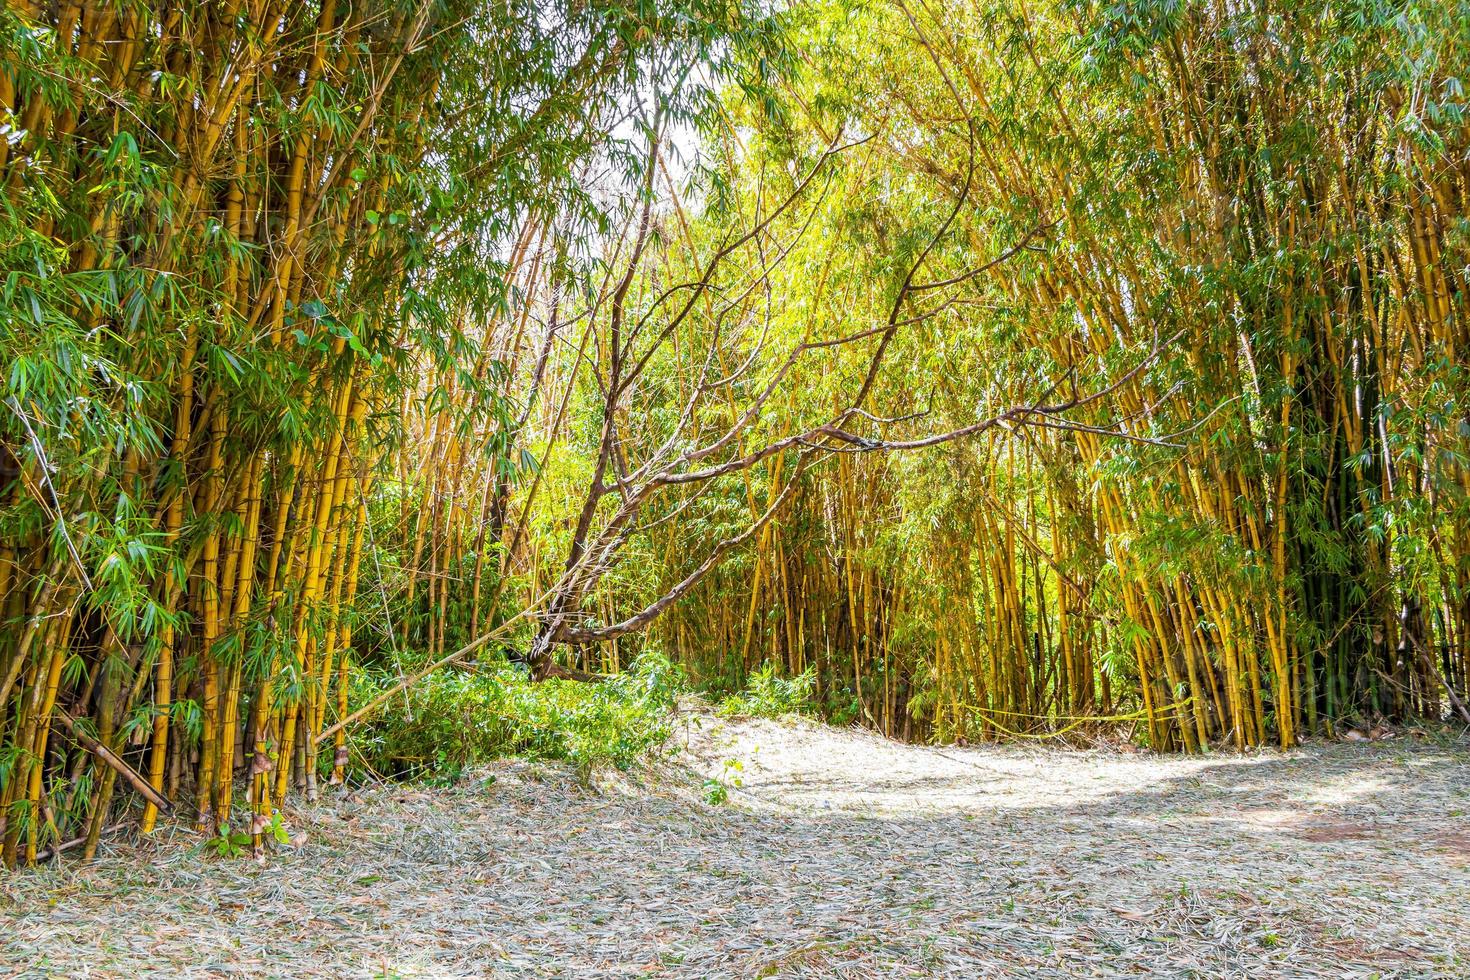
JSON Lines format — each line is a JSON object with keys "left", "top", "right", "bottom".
{"left": 0, "top": 0, "right": 757, "bottom": 864}
{"left": 2, "top": 0, "right": 1468, "bottom": 868}
{"left": 508, "top": 0, "right": 1469, "bottom": 752}
{"left": 626, "top": 0, "right": 1470, "bottom": 753}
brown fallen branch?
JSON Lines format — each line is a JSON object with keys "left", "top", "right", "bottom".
{"left": 538, "top": 662, "right": 609, "bottom": 683}
{"left": 34, "top": 821, "right": 129, "bottom": 863}
{"left": 53, "top": 708, "right": 174, "bottom": 816}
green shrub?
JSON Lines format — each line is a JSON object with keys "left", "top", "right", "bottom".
{"left": 717, "top": 662, "right": 816, "bottom": 719}
{"left": 350, "top": 651, "right": 685, "bottom": 782}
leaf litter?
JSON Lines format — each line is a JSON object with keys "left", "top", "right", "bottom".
{"left": 3, "top": 707, "right": 1467, "bottom": 978}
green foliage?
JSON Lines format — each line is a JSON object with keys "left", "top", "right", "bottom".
{"left": 718, "top": 663, "right": 816, "bottom": 719}
{"left": 206, "top": 812, "right": 290, "bottom": 859}
{"left": 353, "top": 652, "right": 686, "bottom": 781}
{"left": 701, "top": 758, "right": 743, "bottom": 805}
{"left": 205, "top": 825, "right": 252, "bottom": 859}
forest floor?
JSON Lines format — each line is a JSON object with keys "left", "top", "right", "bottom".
{"left": 4, "top": 707, "right": 1469, "bottom": 979}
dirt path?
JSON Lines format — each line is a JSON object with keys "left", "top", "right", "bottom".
{"left": 4, "top": 711, "right": 1469, "bottom": 978}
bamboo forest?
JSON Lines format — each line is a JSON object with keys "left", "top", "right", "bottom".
{"left": 2, "top": 0, "right": 1468, "bottom": 975}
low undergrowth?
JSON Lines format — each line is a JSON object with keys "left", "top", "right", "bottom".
{"left": 717, "top": 662, "right": 817, "bottom": 720}
{"left": 351, "top": 652, "right": 687, "bottom": 782}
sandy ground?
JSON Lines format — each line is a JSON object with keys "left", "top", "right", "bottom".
{"left": 4, "top": 709, "right": 1469, "bottom": 978}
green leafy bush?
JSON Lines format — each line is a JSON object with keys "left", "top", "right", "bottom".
{"left": 717, "top": 662, "right": 816, "bottom": 719}
{"left": 351, "top": 651, "right": 685, "bottom": 782}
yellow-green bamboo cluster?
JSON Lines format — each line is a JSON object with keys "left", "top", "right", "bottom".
{"left": 0, "top": 0, "right": 448, "bottom": 865}
{"left": 633, "top": 0, "right": 1469, "bottom": 751}
{"left": 0, "top": 0, "right": 704, "bottom": 866}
